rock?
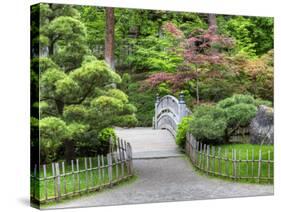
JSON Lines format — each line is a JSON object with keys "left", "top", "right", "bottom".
{"left": 250, "top": 105, "right": 274, "bottom": 145}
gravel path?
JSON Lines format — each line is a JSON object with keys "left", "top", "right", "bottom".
{"left": 48, "top": 128, "right": 273, "bottom": 209}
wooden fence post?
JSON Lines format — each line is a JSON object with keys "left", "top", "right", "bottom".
{"left": 117, "top": 138, "right": 122, "bottom": 161}
{"left": 76, "top": 159, "right": 80, "bottom": 193}
{"left": 196, "top": 141, "right": 199, "bottom": 166}
{"left": 252, "top": 149, "right": 254, "bottom": 177}
{"left": 212, "top": 146, "right": 215, "bottom": 175}
{"left": 246, "top": 150, "right": 249, "bottom": 178}
{"left": 232, "top": 149, "right": 234, "bottom": 178}
{"left": 101, "top": 155, "right": 105, "bottom": 183}
{"left": 62, "top": 161, "right": 66, "bottom": 195}
{"left": 199, "top": 142, "right": 202, "bottom": 169}
{"left": 55, "top": 163, "right": 61, "bottom": 199}
{"left": 121, "top": 139, "right": 126, "bottom": 162}
{"left": 52, "top": 163, "right": 56, "bottom": 198}
{"left": 43, "top": 164, "right": 48, "bottom": 201}
{"left": 218, "top": 147, "right": 221, "bottom": 176}
{"left": 268, "top": 150, "right": 271, "bottom": 180}
{"left": 238, "top": 150, "right": 241, "bottom": 178}
{"left": 107, "top": 153, "right": 113, "bottom": 185}
{"left": 234, "top": 149, "right": 237, "bottom": 180}
{"left": 121, "top": 143, "right": 124, "bottom": 177}
{"left": 128, "top": 143, "right": 133, "bottom": 175}
{"left": 203, "top": 144, "right": 207, "bottom": 171}
{"left": 71, "top": 160, "right": 75, "bottom": 193}
{"left": 98, "top": 155, "right": 101, "bottom": 184}
{"left": 206, "top": 145, "right": 210, "bottom": 175}
{"left": 258, "top": 149, "right": 262, "bottom": 183}
{"left": 84, "top": 157, "right": 88, "bottom": 191}
{"left": 114, "top": 153, "right": 119, "bottom": 179}
{"left": 225, "top": 149, "right": 229, "bottom": 177}
{"left": 89, "top": 157, "right": 93, "bottom": 187}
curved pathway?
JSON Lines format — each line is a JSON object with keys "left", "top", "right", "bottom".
{"left": 49, "top": 128, "right": 273, "bottom": 209}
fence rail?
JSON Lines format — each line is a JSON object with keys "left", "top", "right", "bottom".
{"left": 185, "top": 133, "right": 273, "bottom": 183}
{"left": 31, "top": 138, "right": 133, "bottom": 203}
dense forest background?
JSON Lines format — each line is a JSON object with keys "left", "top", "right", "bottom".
{"left": 31, "top": 4, "right": 273, "bottom": 164}
{"left": 79, "top": 5, "right": 273, "bottom": 126}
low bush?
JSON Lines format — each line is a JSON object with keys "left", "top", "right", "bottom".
{"left": 189, "top": 105, "right": 227, "bottom": 144}
{"left": 176, "top": 116, "right": 193, "bottom": 149}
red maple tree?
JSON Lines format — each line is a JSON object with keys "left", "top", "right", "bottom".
{"left": 145, "top": 22, "right": 233, "bottom": 103}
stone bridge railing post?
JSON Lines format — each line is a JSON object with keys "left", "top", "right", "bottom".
{"left": 178, "top": 91, "right": 188, "bottom": 123}
{"left": 154, "top": 93, "right": 160, "bottom": 129}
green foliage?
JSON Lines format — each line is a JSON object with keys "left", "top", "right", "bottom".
{"left": 39, "top": 4, "right": 89, "bottom": 71}
{"left": 120, "top": 78, "right": 155, "bottom": 127}
{"left": 34, "top": 3, "right": 273, "bottom": 163}
{"left": 98, "top": 127, "right": 116, "bottom": 143}
{"left": 39, "top": 117, "right": 69, "bottom": 163}
{"left": 189, "top": 105, "right": 227, "bottom": 143}
{"left": 114, "top": 114, "right": 138, "bottom": 128}
{"left": 90, "top": 93, "right": 138, "bottom": 129}
{"left": 218, "top": 16, "right": 273, "bottom": 56}
{"left": 224, "top": 103, "right": 257, "bottom": 127}
{"left": 157, "top": 82, "right": 172, "bottom": 96}
{"left": 217, "top": 94, "right": 258, "bottom": 129}
{"left": 176, "top": 116, "right": 193, "bottom": 148}
{"left": 189, "top": 94, "right": 268, "bottom": 144}
{"left": 37, "top": 4, "right": 138, "bottom": 163}
{"left": 127, "top": 35, "right": 183, "bottom": 72}
{"left": 67, "top": 123, "right": 89, "bottom": 140}
{"left": 217, "top": 94, "right": 256, "bottom": 109}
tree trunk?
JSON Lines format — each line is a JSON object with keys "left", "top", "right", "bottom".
{"left": 195, "top": 66, "right": 200, "bottom": 104}
{"left": 105, "top": 7, "right": 115, "bottom": 70}
{"left": 208, "top": 13, "right": 217, "bottom": 33}
{"left": 224, "top": 128, "right": 229, "bottom": 143}
{"left": 64, "top": 139, "right": 75, "bottom": 163}
{"left": 208, "top": 14, "right": 218, "bottom": 53}
{"left": 55, "top": 99, "right": 64, "bottom": 116}
{"left": 55, "top": 100, "right": 75, "bottom": 162}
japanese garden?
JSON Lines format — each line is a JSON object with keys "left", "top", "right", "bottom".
{"left": 30, "top": 3, "right": 274, "bottom": 208}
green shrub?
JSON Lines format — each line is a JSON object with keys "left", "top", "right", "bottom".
{"left": 98, "top": 127, "right": 116, "bottom": 143}
{"left": 114, "top": 114, "right": 138, "bottom": 128}
{"left": 217, "top": 94, "right": 258, "bottom": 129}
{"left": 189, "top": 94, "right": 268, "bottom": 144}
{"left": 39, "top": 117, "right": 69, "bottom": 163}
{"left": 189, "top": 105, "right": 227, "bottom": 143}
{"left": 97, "top": 128, "right": 117, "bottom": 153}
{"left": 176, "top": 116, "right": 193, "bottom": 149}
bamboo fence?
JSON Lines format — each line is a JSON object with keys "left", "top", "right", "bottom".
{"left": 185, "top": 133, "right": 273, "bottom": 183}
{"left": 31, "top": 138, "right": 133, "bottom": 203}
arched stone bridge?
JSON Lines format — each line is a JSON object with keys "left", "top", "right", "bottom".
{"left": 153, "top": 92, "right": 191, "bottom": 137}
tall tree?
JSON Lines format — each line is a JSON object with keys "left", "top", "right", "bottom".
{"left": 105, "top": 7, "right": 115, "bottom": 69}
{"left": 37, "top": 4, "right": 137, "bottom": 163}
{"left": 208, "top": 14, "right": 217, "bottom": 33}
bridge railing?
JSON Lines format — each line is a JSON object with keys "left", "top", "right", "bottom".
{"left": 154, "top": 92, "right": 190, "bottom": 137}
